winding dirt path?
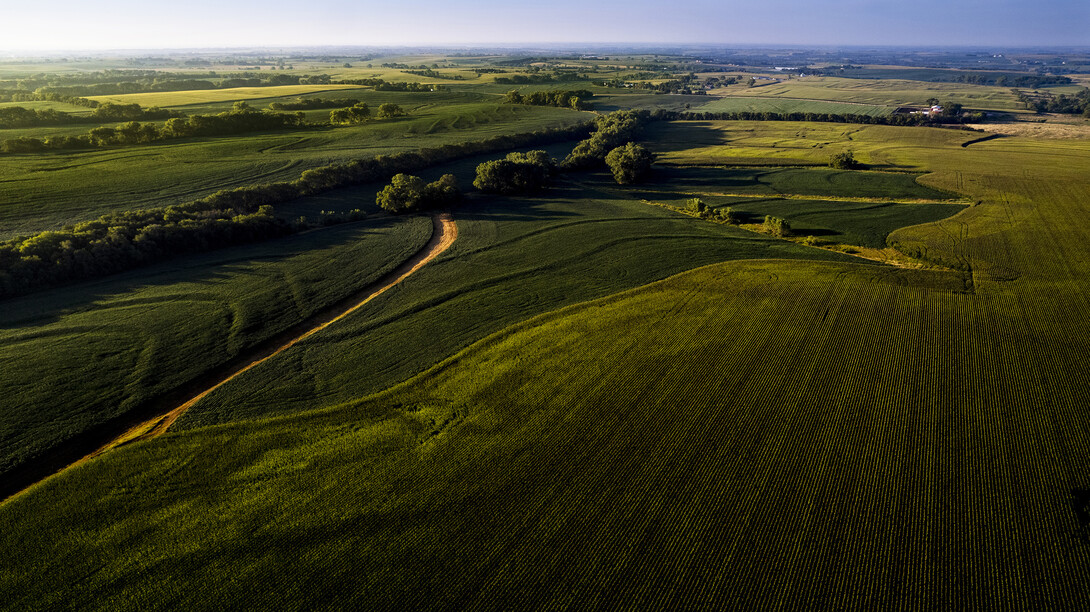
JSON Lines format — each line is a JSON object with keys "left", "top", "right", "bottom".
{"left": 2, "top": 213, "right": 457, "bottom": 503}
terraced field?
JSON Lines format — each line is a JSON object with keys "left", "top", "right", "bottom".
{"left": 3, "top": 116, "right": 1090, "bottom": 608}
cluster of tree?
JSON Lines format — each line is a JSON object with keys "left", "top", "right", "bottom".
{"left": 829, "top": 151, "right": 864, "bottom": 170}
{"left": 401, "top": 69, "right": 465, "bottom": 80}
{"left": 503, "top": 89, "right": 593, "bottom": 110}
{"left": 331, "top": 78, "right": 447, "bottom": 92}
{"left": 473, "top": 150, "right": 557, "bottom": 194}
{"left": 329, "top": 102, "right": 372, "bottom": 124}
{"left": 954, "top": 73, "right": 1070, "bottom": 87}
{"left": 604, "top": 143, "right": 654, "bottom": 184}
{"left": 91, "top": 102, "right": 180, "bottom": 122}
{"left": 686, "top": 198, "right": 735, "bottom": 223}
{"left": 593, "top": 77, "right": 708, "bottom": 95}
{"left": 1017, "top": 88, "right": 1090, "bottom": 115}
{"left": 651, "top": 109, "right": 986, "bottom": 125}
{"left": 1, "top": 102, "right": 306, "bottom": 153}
{"left": 329, "top": 102, "right": 404, "bottom": 124}
{"left": 473, "top": 68, "right": 508, "bottom": 75}
{"left": 268, "top": 97, "right": 360, "bottom": 111}
{"left": 494, "top": 73, "right": 585, "bottom": 85}
{"left": 0, "top": 200, "right": 291, "bottom": 299}
{"left": 0, "top": 102, "right": 179, "bottom": 129}
{"left": 562, "top": 110, "right": 649, "bottom": 170}
{"left": 763, "top": 215, "right": 791, "bottom": 237}
{"left": 0, "top": 91, "right": 100, "bottom": 108}
{"left": 0, "top": 123, "right": 594, "bottom": 297}
{"left": 376, "top": 174, "right": 461, "bottom": 213}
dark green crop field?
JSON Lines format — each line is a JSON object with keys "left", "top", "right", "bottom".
{"left": 4, "top": 50, "right": 1090, "bottom": 610}
{"left": 0, "top": 216, "right": 432, "bottom": 479}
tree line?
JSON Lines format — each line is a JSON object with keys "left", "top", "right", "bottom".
{"left": 268, "top": 97, "right": 360, "bottom": 111}
{"left": 0, "top": 102, "right": 180, "bottom": 129}
{"left": 331, "top": 78, "right": 449, "bottom": 92}
{"left": 1017, "top": 88, "right": 1090, "bottom": 116}
{"left": 503, "top": 89, "right": 593, "bottom": 110}
{"left": 0, "top": 102, "right": 306, "bottom": 153}
{"left": 0, "top": 122, "right": 593, "bottom": 298}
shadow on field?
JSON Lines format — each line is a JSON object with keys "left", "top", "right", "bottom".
{"left": 1072, "top": 488, "right": 1090, "bottom": 534}
{"left": 0, "top": 216, "right": 408, "bottom": 330}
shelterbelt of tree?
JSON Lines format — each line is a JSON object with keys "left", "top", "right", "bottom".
{"left": 2, "top": 122, "right": 1090, "bottom": 608}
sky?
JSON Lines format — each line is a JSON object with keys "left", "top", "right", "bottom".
{"left": 0, "top": 0, "right": 1087, "bottom": 51}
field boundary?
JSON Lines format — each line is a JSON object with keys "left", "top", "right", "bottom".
{"left": 0, "top": 213, "right": 457, "bottom": 504}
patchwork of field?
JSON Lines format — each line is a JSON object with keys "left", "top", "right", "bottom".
{"left": 728, "top": 76, "right": 1026, "bottom": 112}
{"left": 696, "top": 95, "right": 894, "bottom": 117}
{"left": 4, "top": 57, "right": 1090, "bottom": 607}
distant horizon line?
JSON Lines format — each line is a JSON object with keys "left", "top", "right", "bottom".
{"left": 2, "top": 43, "right": 1089, "bottom": 55}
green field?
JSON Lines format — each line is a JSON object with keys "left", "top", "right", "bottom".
{"left": 85, "top": 84, "right": 370, "bottom": 107}
{"left": 730, "top": 76, "right": 1027, "bottom": 112}
{"left": 696, "top": 95, "right": 894, "bottom": 117}
{"left": 5, "top": 51, "right": 1090, "bottom": 608}
{"left": 4, "top": 125, "right": 1090, "bottom": 605}
{"left": 0, "top": 216, "right": 433, "bottom": 479}
{"left": 0, "top": 99, "right": 588, "bottom": 238}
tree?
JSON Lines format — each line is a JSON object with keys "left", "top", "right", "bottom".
{"left": 375, "top": 173, "right": 461, "bottom": 213}
{"left": 604, "top": 142, "right": 654, "bottom": 184}
{"left": 376, "top": 173, "right": 426, "bottom": 213}
{"left": 473, "top": 150, "right": 556, "bottom": 194}
{"left": 376, "top": 103, "right": 406, "bottom": 118}
{"left": 330, "top": 102, "right": 370, "bottom": 124}
{"left": 763, "top": 215, "right": 790, "bottom": 237}
{"left": 829, "top": 151, "right": 863, "bottom": 170}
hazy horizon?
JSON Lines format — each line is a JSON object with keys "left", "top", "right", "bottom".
{"left": 3, "top": 0, "right": 1086, "bottom": 52}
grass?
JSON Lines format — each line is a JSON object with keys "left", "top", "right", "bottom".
{"left": 85, "top": 84, "right": 370, "bottom": 107}
{"left": 696, "top": 96, "right": 894, "bottom": 117}
{"left": 0, "top": 100, "right": 588, "bottom": 238}
{"left": 0, "top": 215, "right": 433, "bottom": 480}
